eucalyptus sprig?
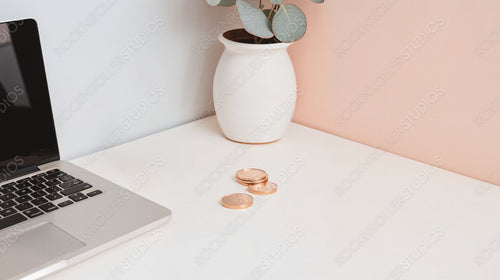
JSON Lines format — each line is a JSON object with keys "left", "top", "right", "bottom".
{"left": 207, "top": 0, "right": 324, "bottom": 43}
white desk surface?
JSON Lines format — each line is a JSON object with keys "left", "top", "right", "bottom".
{"left": 45, "top": 116, "right": 500, "bottom": 280}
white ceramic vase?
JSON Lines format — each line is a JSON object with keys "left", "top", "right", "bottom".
{"left": 213, "top": 29, "right": 297, "bottom": 144}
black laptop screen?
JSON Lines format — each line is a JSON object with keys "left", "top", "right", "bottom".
{"left": 0, "top": 19, "right": 58, "bottom": 181}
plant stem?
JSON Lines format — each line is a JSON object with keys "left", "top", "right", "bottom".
{"left": 268, "top": 4, "right": 275, "bottom": 20}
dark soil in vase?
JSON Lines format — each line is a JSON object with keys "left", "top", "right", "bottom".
{"left": 223, "top": 28, "right": 280, "bottom": 44}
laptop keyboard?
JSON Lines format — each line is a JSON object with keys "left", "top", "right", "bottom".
{"left": 0, "top": 169, "right": 103, "bottom": 230}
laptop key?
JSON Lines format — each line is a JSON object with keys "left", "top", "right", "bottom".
{"left": 44, "top": 179, "right": 60, "bottom": 187}
{"left": 61, "top": 183, "right": 92, "bottom": 196}
{"left": 0, "top": 213, "right": 27, "bottom": 230}
{"left": 60, "top": 179, "right": 83, "bottom": 189}
{"left": 31, "top": 184, "right": 45, "bottom": 191}
{"left": 46, "top": 193, "right": 63, "bottom": 201}
{"left": 39, "top": 203, "right": 58, "bottom": 213}
{"left": 58, "top": 175, "right": 74, "bottom": 182}
{"left": 29, "top": 177, "right": 46, "bottom": 184}
{"left": 32, "top": 197, "right": 48, "bottom": 206}
{"left": 16, "top": 182, "right": 32, "bottom": 189}
{"left": 0, "top": 186, "right": 17, "bottom": 194}
{"left": 87, "top": 190, "right": 103, "bottom": 197}
{"left": 31, "top": 190, "right": 47, "bottom": 198}
{"left": 16, "top": 178, "right": 31, "bottom": 184}
{"left": 0, "top": 208, "right": 17, "bottom": 217}
{"left": 58, "top": 200, "right": 73, "bottom": 207}
{"left": 15, "top": 188, "right": 32, "bottom": 196}
{"left": 23, "top": 208, "right": 44, "bottom": 218}
{"left": 46, "top": 169, "right": 60, "bottom": 174}
{"left": 44, "top": 174, "right": 59, "bottom": 180}
{"left": 32, "top": 173, "right": 46, "bottom": 179}
{"left": 69, "top": 193, "right": 88, "bottom": 202}
{"left": 1, "top": 182, "right": 16, "bottom": 188}
{"left": 15, "top": 195, "right": 31, "bottom": 204}
{"left": 0, "top": 193, "right": 17, "bottom": 201}
{"left": 0, "top": 200, "right": 17, "bottom": 209}
{"left": 15, "top": 202, "right": 33, "bottom": 211}
{"left": 45, "top": 186, "right": 62, "bottom": 193}
{"left": 44, "top": 172, "right": 66, "bottom": 180}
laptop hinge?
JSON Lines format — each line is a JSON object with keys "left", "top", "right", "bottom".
{"left": 1, "top": 165, "right": 40, "bottom": 183}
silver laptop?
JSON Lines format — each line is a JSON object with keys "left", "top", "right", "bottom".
{"left": 0, "top": 19, "right": 171, "bottom": 279}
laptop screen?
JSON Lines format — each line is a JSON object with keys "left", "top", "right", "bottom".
{"left": 0, "top": 19, "right": 58, "bottom": 181}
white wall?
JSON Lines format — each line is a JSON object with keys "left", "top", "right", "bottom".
{"left": 0, "top": 0, "right": 240, "bottom": 159}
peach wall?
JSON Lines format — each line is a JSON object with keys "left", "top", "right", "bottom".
{"left": 289, "top": 0, "right": 500, "bottom": 186}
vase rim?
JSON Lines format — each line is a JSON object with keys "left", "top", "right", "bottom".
{"left": 219, "top": 29, "right": 292, "bottom": 50}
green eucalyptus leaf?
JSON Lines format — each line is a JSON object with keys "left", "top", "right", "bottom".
{"left": 236, "top": 0, "right": 274, "bottom": 39}
{"left": 311, "top": 0, "right": 324, "bottom": 3}
{"left": 207, "top": 0, "right": 236, "bottom": 7}
{"left": 272, "top": 4, "right": 307, "bottom": 42}
{"left": 270, "top": 0, "right": 284, "bottom": 4}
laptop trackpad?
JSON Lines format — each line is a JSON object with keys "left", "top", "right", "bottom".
{"left": 0, "top": 223, "right": 85, "bottom": 279}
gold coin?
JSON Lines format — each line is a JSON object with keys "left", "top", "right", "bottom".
{"left": 236, "top": 168, "right": 268, "bottom": 184}
{"left": 247, "top": 182, "right": 278, "bottom": 195}
{"left": 221, "top": 193, "right": 253, "bottom": 209}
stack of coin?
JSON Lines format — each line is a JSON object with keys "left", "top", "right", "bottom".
{"left": 221, "top": 168, "right": 278, "bottom": 210}
{"left": 236, "top": 168, "right": 278, "bottom": 195}
{"left": 235, "top": 168, "right": 268, "bottom": 186}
